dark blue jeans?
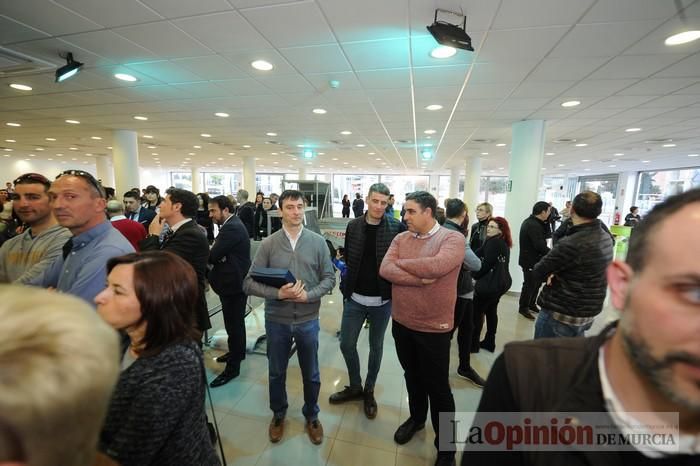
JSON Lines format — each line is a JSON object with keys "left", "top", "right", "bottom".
{"left": 339, "top": 298, "right": 392, "bottom": 390}
{"left": 534, "top": 308, "right": 593, "bottom": 339}
{"left": 265, "top": 319, "right": 320, "bottom": 420}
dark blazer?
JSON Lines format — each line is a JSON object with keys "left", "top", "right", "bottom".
{"left": 139, "top": 219, "right": 211, "bottom": 331}
{"left": 237, "top": 201, "right": 256, "bottom": 238}
{"left": 518, "top": 215, "right": 550, "bottom": 269}
{"left": 208, "top": 215, "right": 251, "bottom": 297}
{"left": 131, "top": 207, "right": 156, "bottom": 231}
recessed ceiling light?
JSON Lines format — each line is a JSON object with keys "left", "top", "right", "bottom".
{"left": 10, "top": 83, "right": 32, "bottom": 91}
{"left": 91, "top": 136, "right": 102, "bottom": 140}
{"left": 664, "top": 30, "right": 700, "bottom": 46}
{"left": 481, "top": 152, "right": 488, "bottom": 155}
{"left": 625, "top": 127, "right": 641, "bottom": 132}
{"left": 5, "top": 139, "right": 15, "bottom": 143}
{"left": 662, "top": 143, "right": 676, "bottom": 147}
{"left": 214, "top": 112, "right": 229, "bottom": 118}
{"left": 71, "top": 158, "right": 77, "bottom": 161}
{"left": 114, "top": 73, "right": 138, "bottom": 82}
{"left": 561, "top": 100, "right": 581, "bottom": 107}
{"left": 106, "top": 146, "right": 112, "bottom": 149}
{"left": 69, "top": 147, "right": 78, "bottom": 150}
{"left": 375, "top": 158, "right": 382, "bottom": 161}
{"left": 368, "top": 152, "right": 375, "bottom": 155}
{"left": 424, "top": 129, "right": 436, "bottom": 134}
{"left": 609, "top": 165, "right": 617, "bottom": 168}
{"left": 193, "top": 145, "right": 201, "bottom": 149}
{"left": 266, "top": 132, "right": 277, "bottom": 136}
{"left": 498, "top": 167, "right": 504, "bottom": 170}
{"left": 271, "top": 152, "right": 278, "bottom": 155}
{"left": 133, "top": 116, "right": 148, "bottom": 121}
{"left": 200, "top": 133, "right": 211, "bottom": 138}
{"left": 332, "top": 158, "right": 338, "bottom": 161}
{"left": 340, "top": 131, "right": 352, "bottom": 135}
{"left": 188, "top": 152, "right": 195, "bottom": 156}
{"left": 584, "top": 168, "right": 591, "bottom": 171}
{"left": 430, "top": 46, "right": 457, "bottom": 59}
{"left": 292, "top": 158, "right": 298, "bottom": 161}
{"left": 356, "top": 144, "right": 366, "bottom": 147}
{"left": 688, "top": 154, "right": 699, "bottom": 157}
{"left": 545, "top": 152, "right": 555, "bottom": 155}
{"left": 581, "top": 159, "right": 590, "bottom": 162}
{"left": 297, "top": 144, "right": 305, "bottom": 148}
{"left": 3, "top": 148, "right": 12, "bottom": 152}
{"left": 614, "top": 153, "right": 624, "bottom": 156}
{"left": 2, "top": 154, "right": 10, "bottom": 157}
{"left": 558, "top": 164, "right": 565, "bottom": 167}
{"left": 496, "top": 143, "right": 506, "bottom": 147}
{"left": 575, "top": 143, "right": 588, "bottom": 147}
{"left": 251, "top": 60, "right": 273, "bottom": 71}
{"left": 318, "top": 152, "right": 325, "bottom": 155}
{"left": 642, "top": 160, "right": 650, "bottom": 163}
{"left": 84, "top": 153, "right": 92, "bottom": 156}
{"left": 185, "top": 157, "right": 191, "bottom": 161}
{"left": 228, "top": 152, "right": 235, "bottom": 155}
{"left": 242, "top": 145, "right": 251, "bottom": 148}
{"left": 56, "top": 154, "right": 63, "bottom": 156}
{"left": 35, "top": 147, "right": 44, "bottom": 151}
{"left": 65, "top": 119, "right": 80, "bottom": 124}
{"left": 143, "top": 135, "right": 153, "bottom": 139}
{"left": 425, "top": 104, "right": 443, "bottom": 111}
{"left": 541, "top": 168, "right": 546, "bottom": 171}
{"left": 218, "top": 157, "right": 224, "bottom": 161}
{"left": 312, "top": 108, "right": 327, "bottom": 114}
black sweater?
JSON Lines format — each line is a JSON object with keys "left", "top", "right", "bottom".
{"left": 100, "top": 341, "right": 220, "bottom": 466}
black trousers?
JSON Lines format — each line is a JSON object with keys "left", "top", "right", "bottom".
{"left": 518, "top": 267, "right": 542, "bottom": 311}
{"left": 472, "top": 293, "right": 502, "bottom": 347}
{"left": 392, "top": 320, "right": 455, "bottom": 458}
{"left": 220, "top": 292, "right": 248, "bottom": 366}
{"left": 452, "top": 297, "right": 474, "bottom": 371}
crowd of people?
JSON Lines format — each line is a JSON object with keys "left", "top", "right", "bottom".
{"left": 1, "top": 169, "right": 697, "bottom": 466}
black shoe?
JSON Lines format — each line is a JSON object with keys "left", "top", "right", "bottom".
{"left": 434, "top": 455, "right": 456, "bottom": 466}
{"left": 519, "top": 309, "right": 535, "bottom": 320}
{"left": 479, "top": 340, "right": 495, "bottom": 353}
{"left": 457, "top": 367, "right": 486, "bottom": 388}
{"left": 216, "top": 352, "right": 230, "bottom": 363}
{"left": 329, "top": 385, "right": 364, "bottom": 404}
{"left": 210, "top": 366, "right": 240, "bottom": 388}
{"left": 394, "top": 418, "right": 425, "bottom": 445}
{"left": 470, "top": 346, "right": 480, "bottom": 354}
{"left": 363, "top": 388, "right": 377, "bottom": 419}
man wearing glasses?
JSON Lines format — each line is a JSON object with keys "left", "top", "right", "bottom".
{"left": 28, "top": 170, "right": 134, "bottom": 304}
{"left": 0, "top": 173, "right": 71, "bottom": 284}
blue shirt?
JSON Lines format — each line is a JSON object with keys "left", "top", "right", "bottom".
{"left": 31, "top": 221, "right": 135, "bottom": 305}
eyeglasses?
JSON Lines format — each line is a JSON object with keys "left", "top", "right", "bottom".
{"left": 14, "top": 172, "right": 51, "bottom": 188}
{"left": 56, "top": 170, "right": 105, "bottom": 197}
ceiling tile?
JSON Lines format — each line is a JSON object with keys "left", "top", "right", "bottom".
{"left": 617, "top": 78, "right": 698, "bottom": 96}
{"left": 588, "top": 54, "right": 683, "bottom": 79}
{"left": 0, "top": 16, "right": 50, "bottom": 44}
{"left": 581, "top": 0, "right": 692, "bottom": 23}
{"left": 281, "top": 44, "right": 352, "bottom": 74}
{"left": 342, "top": 38, "right": 410, "bottom": 71}
{"left": 61, "top": 30, "right": 157, "bottom": 64}
{"left": 242, "top": 2, "right": 335, "bottom": 48}
{"left": 170, "top": 56, "right": 247, "bottom": 80}
{"left": 140, "top": 0, "right": 232, "bottom": 18}
{"left": 319, "top": 0, "right": 408, "bottom": 43}
{"left": 53, "top": 0, "right": 162, "bottom": 27}
{"left": 356, "top": 69, "right": 410, "bottom": 89}
{"left": 469, "top": 60, "right": 539, "bottom": 84}
{"left": 493, "top": 0, "right": 595, "bottom": 29}
{"left": 173, "top": 11, "right": 271, "bottom": 53}
{"left": 125, "top": 60, "right": 206, "bottom": 83}
{"left": 478, "top": 26, "right": 569, "bottom": 62}
{"left": 412, "top": 65, "right": 469, "bottom": 88}
{"left": 113, "top": 22, "right": 214, "bottom": 59}
{"left": 549, "top": 21, "right": 664, "bottom": 58}
{"left": 0, "top": 0, "right": 102, "bottom": 35}
{"left": 529, "top": 57, "right": 609, "bottom": 81}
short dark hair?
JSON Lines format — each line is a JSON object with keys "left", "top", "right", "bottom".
{"left": 165, "top": 188, "right": 198, "bottom": 217}
{"left": 630, "top": 206, "right": 639, "bottom": 213}
{"left": 572, "top": 191, "right": 602, "bottom": 219}
{"left": 279, "top": 189, "right": 304, "bottom": 208}
{"left": 445, "top": 198, "right": 466, "bottom": 218}
{"left": 627, "top": 189, "right": 700, "bottom": 271}
{"left": 209, "top": 195, "right": 233, "bottom": 213}
{"left": 144, "top": 185, "right": 159, "bottom": 195}
{"left": 355, "top": 193, "right": 361, "bottom": 199}
{"left": 123, "top": 190, "right": 139, "bottom": 200}
{"left": 405, "top": 191, "right": 437, "bottom": 218}
{"left": 532, "top": 201, "right": 550, "bottom": 216}
{"left": 13, "top": 173, "right": 51, "bottom": 192}
{"left": 106, "top": 251, "right": 200, "bottom": 357}
{"left": 367, "top": 183, "right": 390, "bottom": 197}
{"left": 196, "top": 192, "right": 210, "bottom": 206}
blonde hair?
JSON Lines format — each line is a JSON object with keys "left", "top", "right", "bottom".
{"left": 0, "top": 286, "right": 120, "bottom": 466}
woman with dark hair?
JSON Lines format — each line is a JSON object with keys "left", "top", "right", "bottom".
{"left": 341, "top": 194, "right": 350, "bottom": 218}
{"left": 254, "top": 197, "right": 272, "bottom": 240}
{"left": 142, "top": 185, "right": 162, "bottom": 212}
{"left": 471, "top": 216, "right": 513, "bottom": 353}
{"left": 196, "top": 192, "right": 215, "bottom": 243}
{"left": 254, "top": 191, "right": 264, "bottom": 208}
{"left": 95, "top": 251, "right": 220, "bottom": 466}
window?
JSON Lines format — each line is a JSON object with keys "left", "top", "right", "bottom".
{"left": 203, "top": 172, "right": 240, "bottom": 196}
{"left": 332, "top": 174, "right": 380, "bottom": 217}
{"left": 578, "top": 174, "right": 619, "bottom": 225}
{"left": 379, "top": 175, "right": 429, "bottom": 214}
{"left": 170, "top": 172, "right": 192, "bottom": 191}
{"left": 256, "top": 174, "right": 284, "bottom": 195}
{"left": 479, "top": 176, "right": 507, "bottom": 217}
{"left": 635, "top": 167, "right": 700, "bottom": 215}
{"left": 438, "top": 175, "right": 465, "bottom": 207}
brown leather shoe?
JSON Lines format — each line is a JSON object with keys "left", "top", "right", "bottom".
{"left": 306, "top": 419, "right": 324, "bottom": 445}
{"left": 269, "top": 416, "right": 284, "bottom": 443}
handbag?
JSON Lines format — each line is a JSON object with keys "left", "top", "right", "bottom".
{"left": 475, "top": 255, "right": 512, "bottom": 296}
{"left": 250, "top": 266, "right": 296, "bottom": 288}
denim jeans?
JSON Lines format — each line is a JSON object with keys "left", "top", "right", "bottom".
{"left": 534, "top": 308, "right": 593, "bottom": 339}
{"left": 339, "top": 298, "right": 392, "bottom": 390}
{"left": 265, "top": 319, "right": 320, "bottom": 420}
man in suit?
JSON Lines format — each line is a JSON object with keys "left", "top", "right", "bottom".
{"left": 236, "top": 189, "right": 256, "bottom": 238}
{"left": 139, "top": 188, "right": 211, "bottom": 334}
{"left": 123, "top": 190, "right": 156, "bottom": 231}
{"left": 208, "top": 195, "right": 251, "bottom": 387}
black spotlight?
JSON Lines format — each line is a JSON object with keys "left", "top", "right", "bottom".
{"left": 55, "top": 52, "right": 83, "bottom": 83}
{"left": 427, "top": 9, "right": 474, "bottom": 52}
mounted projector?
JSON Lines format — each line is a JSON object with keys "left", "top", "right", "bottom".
{"left": 427, "top": 9, "right": 474, "bottom": 52}
{"left": 55, "top": 52, "right": 83, "bottom": 83}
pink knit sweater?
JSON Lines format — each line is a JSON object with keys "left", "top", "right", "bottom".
{"left": 379, "top": 226, "right": 465, "bottom": 333}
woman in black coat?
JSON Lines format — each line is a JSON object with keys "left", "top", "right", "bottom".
{"left": 341, "top": 194, "right": 351, "bottom": 218}
{"left": 471, "top": 216, "right": 513, "bottom": 353}
{"left": 196, "top": 193, "right": 215, "bottom": 243}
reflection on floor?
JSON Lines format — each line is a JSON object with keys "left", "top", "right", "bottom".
{"left": 203, "top": 287, "right": 618, "bottom": 466}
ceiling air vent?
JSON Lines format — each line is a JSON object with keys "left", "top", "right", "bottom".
{"left": 472, "top": 139, "right": 493, "bottom": 143}
{"left": 553, "top": 138, "right": 577, "bottom": 143}
{"left": 0, "top": 47, "right": 56, "bottom": 76}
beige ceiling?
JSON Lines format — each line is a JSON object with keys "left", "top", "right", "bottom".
{"left": 1, "top": 0, "right": 700, "bottom": 177}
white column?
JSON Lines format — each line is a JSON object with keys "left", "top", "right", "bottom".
{"left": 615, "top": 171, "right": 637, "bottom": 216}
{"left": 112, "top": 130, "right": 140, "bottom": 199}
{"left": 191, "top": 167, "right": 202, "bottom": 194}
{"left": 95, "top": 155, "right": 114, "bottom": 190}
{"left": 242, "top": 156, "right": 256, "bottom": 194}
{"left": 505, "top": 120, "right": 546, "bottom": 293}
{"left": 298, "top": 166, "right": 306, "bottom": 181}
{"left": 449, "top": 167, "right": 460, "bottom": 199}
{"left": 464, "top": 156, "right": 482, "bottom": 213}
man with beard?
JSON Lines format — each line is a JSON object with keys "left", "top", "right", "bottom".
{"left": 462, "top": 188, "right": 700, "bottom": 465}
{"left": 0, "top": 173, "right": 71, "bottom": 284}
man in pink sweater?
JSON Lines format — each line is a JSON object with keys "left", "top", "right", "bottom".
{"left": 379, "top": 191, "right": 464, "bottom": 466}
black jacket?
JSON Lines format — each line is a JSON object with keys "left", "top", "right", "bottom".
{"left": 473, "top": 235, "right": 510, "bottom": 282}
{"left": 532, "top": 219, "right": 614, "bottom": 318}
{"left": 130, "top": 207, "right": 156, "bottom": 231}
{"left": 139, "top": 219, "right": 211, "bottom": 331}
{"left": 237, "top": 201, "right": 256, "bottom": 238}
{"left": 462, "top": 324, "right": 698, "bottom": 466}
{"left": 208, "top": 215, "right": 251, "bottom": 297}
{"left": 195, "top": 209, "right": 214, "bottom": 243}
{"left": 342, "top": 213, "right": 403, "bottom": 300}
{"left": 518, "top": 215, "right": 550, "bottom": 269}
{"left": 469, "top": 218, "right": 489, "bottom": 251}
{"left": 352, "top": 198, "right": 365, "bottom": 218}
{"left": 443, "top": 220, "right": 473, "bottom": 295}
{"left": 254, "top": 205, "right": 267, "bottom": 240}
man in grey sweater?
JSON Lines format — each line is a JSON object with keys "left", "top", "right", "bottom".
{"left": 243, "top": 189, "right": 336, "bottom": 446}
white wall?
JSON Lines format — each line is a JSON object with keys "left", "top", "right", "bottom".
{"left": 1, "top": 158, "right": 96, "bottom": 185}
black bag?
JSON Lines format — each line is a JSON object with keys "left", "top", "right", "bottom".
{"left": 475, "top": 255, "right": 512, "bottom": 296}
{"left": 250, "top": 267, "right": 296, "bottom": 288}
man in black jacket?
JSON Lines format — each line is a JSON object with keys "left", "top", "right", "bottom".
{"left": 139, "top": 188, "right": 211, "bottom": 334}
{"left": 532, "top": 191, "right": 613, "bottom": 339}
{"left": 236, "top": 188, "right": 256, "bottom": 238}
{"left": 352, "top": 192, "right": 365, "bottom": 218}
{"left": 461, "top": 189, "right": 700, "bottom": 465}
{"left": 329, "top": 183, "right": 403, "bottom": 419}
{"left": 208, "top": 195, "right": 251, "bottom": 387}
{"left": 517, "top": 201, "right": 551, "bottom": 320}
{"left": 469, "top": 202, "right": 492, "bottom": 250}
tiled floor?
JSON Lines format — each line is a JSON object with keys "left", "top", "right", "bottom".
{"left": 203, "top": 287, "right": 618, "bottom": 466}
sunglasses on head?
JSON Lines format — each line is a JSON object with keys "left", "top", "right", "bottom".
{"left": 56, "top": 170, "right": 105, "bottom": 197}
{"left": 14, "top": 172, "right": 51, "bottom": 187}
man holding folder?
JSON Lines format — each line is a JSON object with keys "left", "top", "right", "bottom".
{"left": 243, "top": 190, "right": 336, "bottom": 446}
